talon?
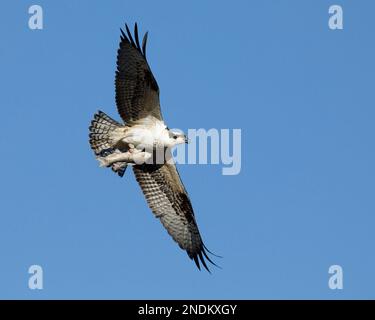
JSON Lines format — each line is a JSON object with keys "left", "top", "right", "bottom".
{"left": 112, "top": 162, "right": 127, "bottom": 171}
{"left": 143, "top": 152, "right": 152, "bottom": 162}
{"left": 133, "top": 151, "right": 152, "bottom": 164}
{"left": 96, "top": 157, "right": 111, "bottom": 167}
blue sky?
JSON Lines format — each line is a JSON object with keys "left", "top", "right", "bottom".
{"left": 1, "top": 0, "right": 374, "bottom": 299}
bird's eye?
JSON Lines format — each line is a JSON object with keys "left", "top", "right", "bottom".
{"left": 173, "top": 135, "right": 178, "bottom": 139}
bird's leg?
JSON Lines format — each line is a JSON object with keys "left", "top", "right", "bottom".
{"left": 96, "top": 148, "right": 152, "bottom": 167}
{"left": 96, "top": 151, "right": 131, "bottom": 167}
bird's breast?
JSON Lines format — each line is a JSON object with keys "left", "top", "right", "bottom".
{"left": 123, "top": 120, "right": 168, "bottom": 150}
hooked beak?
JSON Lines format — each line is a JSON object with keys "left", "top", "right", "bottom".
{"left": 185, "top": 136, "right": 190, "bottom": 144}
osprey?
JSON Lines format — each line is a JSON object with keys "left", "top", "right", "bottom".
{"left": 89, "top": 23, "right": 217, "bottom": 271}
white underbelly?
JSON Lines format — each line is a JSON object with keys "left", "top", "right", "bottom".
{"left": 123, "top": 125, "right": 166, "bottom": 150}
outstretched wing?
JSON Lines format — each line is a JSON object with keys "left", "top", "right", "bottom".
{"left": 115, "top": 23, "right": 162, "bottom": 123}
{"left": 133, "top": 162, "right": 216, "bottom": 271}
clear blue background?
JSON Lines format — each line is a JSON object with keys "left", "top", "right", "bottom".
{"left": 0, "top": 0, "right": 374, "bottom": 299}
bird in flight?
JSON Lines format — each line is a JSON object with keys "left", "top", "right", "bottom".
{"left": 89, "top": 23, "right": 217, "bottom": 271}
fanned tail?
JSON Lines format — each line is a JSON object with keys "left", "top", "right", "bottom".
{"left": 89, "top": 111, "right": 127, "bottom": 177}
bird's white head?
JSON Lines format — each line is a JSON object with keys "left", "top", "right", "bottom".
{"left": 166, "top": 129, "right": 188, "bottom": 147}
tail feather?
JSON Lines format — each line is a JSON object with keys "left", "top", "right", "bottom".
{"left": 89, "top": 111, "right": 127, "bottom": 177}
{"left": 89, "top": 111, "right": 122, "bottom": 154}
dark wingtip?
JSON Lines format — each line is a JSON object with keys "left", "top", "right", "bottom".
{"left": 203, "top": 244, "right": 223, "bottom": 259}
{"left": 121, "top": 22, "right": 147, "bottom": 58}
{"left": 202, "top": 246, "right": 222, "bottom": 270}
{"left": 193, "top": 255, "right": 201, "bottom": 270}
{"left": 120, "top": 28, "right": 128, "bottom": 43}
{"left": 142, "top": 31, "right": 148, "bottom": 58}
{"left": 198, "top": 251, "right": 211, "bottom": 273}
{"left": 134, "top": 22, "right": 141, "bottom": 50}
{"left": 189, "top": 245, "right": 221, "bottom": 273}
{"left": 125, "top": 23, "right": 135, "bottom": 46}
